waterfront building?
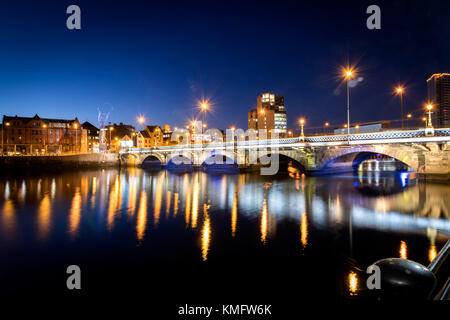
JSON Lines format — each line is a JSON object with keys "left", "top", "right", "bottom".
{"left": 107, "top": 122, "right": 136, "bottom": 151}
{"left": 136, "top": 130, "right": 151, "bottom": 148}
{"left": 248, "top": 93, "right": 287, "bottom": 138}
{"left": 136, "top": 125, "right": 163, "bottom": 147}
{"left": 1, "top": 114, "right": 87, "bottom": 154}
{"left": 427, "top": 73, "right": 450, "bottom": 128}
{"left": 81, "top": 121, "right": 100, "bottom": 152}
{"left": 162, "top": 124, "right": 175, "bottom": 145}
{"left": 145, "top": 125, "right": 163, "bottom": 146}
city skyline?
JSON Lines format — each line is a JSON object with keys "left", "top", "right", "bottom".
{"left": 1, "top": 0, "right": 450, "bottom": 305}
{"left": 0, "top": 1, "right": 449, "bottom": 130}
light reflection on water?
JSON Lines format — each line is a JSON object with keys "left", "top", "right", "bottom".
{"left": 0, "top": 168, "right": 449, "bottom": 296}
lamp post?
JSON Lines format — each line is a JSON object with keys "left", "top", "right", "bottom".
{"left": 422, "top": 117, "right": 427, "bottom": 127}
{"left": 406, "top": 113, "right": 412, "bottom": 129}
{"left": 426, "top": 104, "right": 433, "bottom": 127}
{"left": 109, "top": 126, "right": 114, "bottom": 151}
{"left": 200, "top": 101, "right": 208, "bottom": 134}
{"left": 344, "top": 69, "right": 353, "bottom": 144}
{"left": 42, "top": 124, "right": 48, "bottom": 154}
{"left": 131, "top": 131, "right": 136, "bottom": 148}
{"left": 323, "top": 122, "right": 329, "bottom": 134}
{"left": 299, "top": 118, "right": 305, "bottom": 141}
{"left": 74, "top": 123, "right": 78, "bottom": 153}
{"left": 1, "top": 121, "right": 10, "bottom": 155}
{"left": 395, "top": 87, "right": 405, "bottom": 130}
{"left": 202, "top": 123, "right": 207, "bottom": 143}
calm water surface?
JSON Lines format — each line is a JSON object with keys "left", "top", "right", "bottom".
{"left": 1, "top": 168, "right": 449, "bottom": 299}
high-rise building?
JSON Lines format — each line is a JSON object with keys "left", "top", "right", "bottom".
{"left": 427, "top": 73, "right": 450, "bottom": 128}
{"left": 248, "top": 93, "right": 287, "bottom": 138}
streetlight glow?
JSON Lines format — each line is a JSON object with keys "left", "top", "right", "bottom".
{"left": 425, "top": 104, "right": 434, "bottom": 128}
{"left": 299, "top": 118, "right": 305, "bottom": 141}
{"left": 137, "top": 116, "right": 145, "bottom": 125}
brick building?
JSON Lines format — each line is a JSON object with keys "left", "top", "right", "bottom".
{"left": 1, "top": 114, "right": 87, "bottom": 154}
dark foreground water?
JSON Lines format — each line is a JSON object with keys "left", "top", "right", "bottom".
{"left": 0, "top": 168, "right": 449, "bottom": 301}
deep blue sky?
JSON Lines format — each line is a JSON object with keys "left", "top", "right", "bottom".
{"left": 0, "top": 0, "right": 449, "bottom": 131}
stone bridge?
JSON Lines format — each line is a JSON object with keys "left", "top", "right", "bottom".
{"left": 120, "top": 128, "right": 450, "bottom": 179}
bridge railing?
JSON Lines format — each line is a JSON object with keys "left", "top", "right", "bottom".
{"left": 120, "top": 128, "right": 450, "bottom": 154}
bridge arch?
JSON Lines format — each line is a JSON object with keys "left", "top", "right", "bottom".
{"left": 167, "top": 152, "right": 194, "bottom": 165}
{"left": 140, "top": 152, "right": 165, "bottom": 163}
{"left": 200, "top": 150, "right": 239, "bottom": 165}
{"left": 141, "top": 154, "right": 164, "bottom": 169}
{"left": 318, "top": 146, "right": 418, "bottom": 173}
{"left": 256, "top": 150, "right": 309, "bottom": 174}
{"left": 121, "top": 153, "right": 139, "bottom": 166}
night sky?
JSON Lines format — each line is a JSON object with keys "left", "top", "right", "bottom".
{"left": 0, "top": 0, "right": 449, "bottom": 131}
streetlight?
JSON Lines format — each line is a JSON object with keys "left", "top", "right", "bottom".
{"left": 109, "top": 126, "right": 114, "bottom": 150}
{"left": 2, "top": 121, "right": 10, "bottom": 155}
{"left": 355, "top": 124, "right": 360, "bottom": 133}
{"left": 137, "top": 116, "right": 145, "bottom": 126}
{"left": 406, "top": 113, "right": 412, "bottom": 129}
{"left": 200, "top": 101, "right": 209, "bottom": 134}
{"left": 324, "top": 122, "right": 329, "bottom": 134}
{"left": 42, "top": 124, "right": 48, "bottom": 154}
{"left": 343, "top": 68, "right": 354, "bottom": 143}
{"left": 191, "top": 121, "right": 197, "bottom": 133}
{"left": 74, "top": 123, "right": 78, "bottom": 153}
{"left": 288, "top": 130, "right": 292, "bottom": 137}
{"left": 299, "top": 118, "right": 305, "bottom": 141}
{"left": 395, "top": 87, "right": 405, "bottom": 130}
{"left": 426, "top": 104, "right": 433, "bottom": 127}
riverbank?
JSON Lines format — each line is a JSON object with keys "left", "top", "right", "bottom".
{"left": 0, "top": 153, "right": 119, "bottom": 173}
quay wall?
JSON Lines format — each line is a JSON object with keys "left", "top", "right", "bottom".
{"left": 0, "top": 153, "right": 119, "bottom": 173}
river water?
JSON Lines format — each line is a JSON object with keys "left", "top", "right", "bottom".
{"left": 0, "top": 168, "right": 449, "bottom": 300}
